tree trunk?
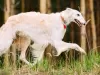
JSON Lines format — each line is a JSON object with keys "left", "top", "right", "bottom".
{"left": 69, "top": 0, "right": 75, "bottom": 63}
{"left": 21, "top": 0, "right": 25, "bottom": 12}
{"left": 88, "top": 0, "right": 97, "bottom": 52}
{"left": 4, "top": 0, "right": 10, "bottom": 21}
{"left": 79, "top": 0, "right": 86, "bottom": 64}
{"left": 80, "top": 0, "right": 86, "bottom": 50}
{"left": 86, "top": 1, "right": 92, "bottom": 52}
{"left": 10, "top": 0, "right": 16, "bottom": 69}
{"left": 40, "top": 0, "right": 46, "bottom": 13}
{"left": 46, "top": 0, "right": 51, "bottom": 13}
{"left": 95, "top": 0, "right": 100, "bottom": 51}
{"left": 4, "top": 0, "right": 16, "bottom": 68}
{"left": 4, "top": 0, "right": 11, "bottom": 67}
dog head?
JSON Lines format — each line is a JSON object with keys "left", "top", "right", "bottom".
{"left": 61, "top": 8, "right": 86, "bottom": 27}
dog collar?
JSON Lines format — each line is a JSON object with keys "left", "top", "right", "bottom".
{"left": 63, "top": 24, "right": 67, "bottom": 29}
{"left": 60, "top": 16, "right": 67, "bottom": 29}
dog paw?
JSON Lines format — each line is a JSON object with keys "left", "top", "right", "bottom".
{"left": 80, "top": 48, "right": 86, "bottom": 55}
{"left": 52, "top": 49, "right": 58, "bottom": 56}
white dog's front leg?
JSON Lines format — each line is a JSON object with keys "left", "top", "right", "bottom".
{"left": 53, "top": 41, "right": 86, "bottom": 56}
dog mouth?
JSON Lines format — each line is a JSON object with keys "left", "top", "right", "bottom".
{"left": 74, "top": 19, "right": 83, "bottom": 27}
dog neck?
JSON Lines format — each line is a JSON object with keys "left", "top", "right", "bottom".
{"left": 60, "top": 16, "right": 67, "bottom": 29}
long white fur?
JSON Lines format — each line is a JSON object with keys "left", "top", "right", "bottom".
{"left": 0, "top": 8, "right": 86, "bottom": 65}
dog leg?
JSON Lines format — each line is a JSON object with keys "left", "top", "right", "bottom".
{"left": 19, "top": 36, "right": 31, "bottom": 65}
{"left": 20, "top": 50, "right": 30, "bottom": 64}
{"left": 53, "top": 41, "right": 86, "bottom": 56}
{"left": 30, "top": 43, "right": 48, "bottom": 66}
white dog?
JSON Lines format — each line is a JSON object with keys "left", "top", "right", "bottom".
{"left": 0, "top": 8, "right": 86, "bottom": 66}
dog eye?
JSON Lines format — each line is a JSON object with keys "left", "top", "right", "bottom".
{"left": 77, "top": 14, "right": 80, "bottom": 16}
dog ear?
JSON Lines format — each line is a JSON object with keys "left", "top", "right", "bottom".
{"left": 66, "top": 8, "right": 72, "bottom": 10}
{"left": 64, "top": 8, "right": 73, "bottom": 14}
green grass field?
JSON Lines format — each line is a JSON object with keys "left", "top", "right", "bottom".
{"left": 0, "top": 51, "right": 100, "bottom": 75}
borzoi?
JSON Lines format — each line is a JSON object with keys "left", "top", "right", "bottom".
{"left": 0, "top": 8, "right": 86, "bottom": 66}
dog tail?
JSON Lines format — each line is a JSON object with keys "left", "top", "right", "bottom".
{"left": 0, "top": 23, "right": 16, "bottom": 56}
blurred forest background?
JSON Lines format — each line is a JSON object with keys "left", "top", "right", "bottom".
{"left": 0, "top": 0, "right": 100, "bottom": 75}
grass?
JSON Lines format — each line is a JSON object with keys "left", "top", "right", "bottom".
{"left": 0, "top": 51, "right": 100, "bottom": 75}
